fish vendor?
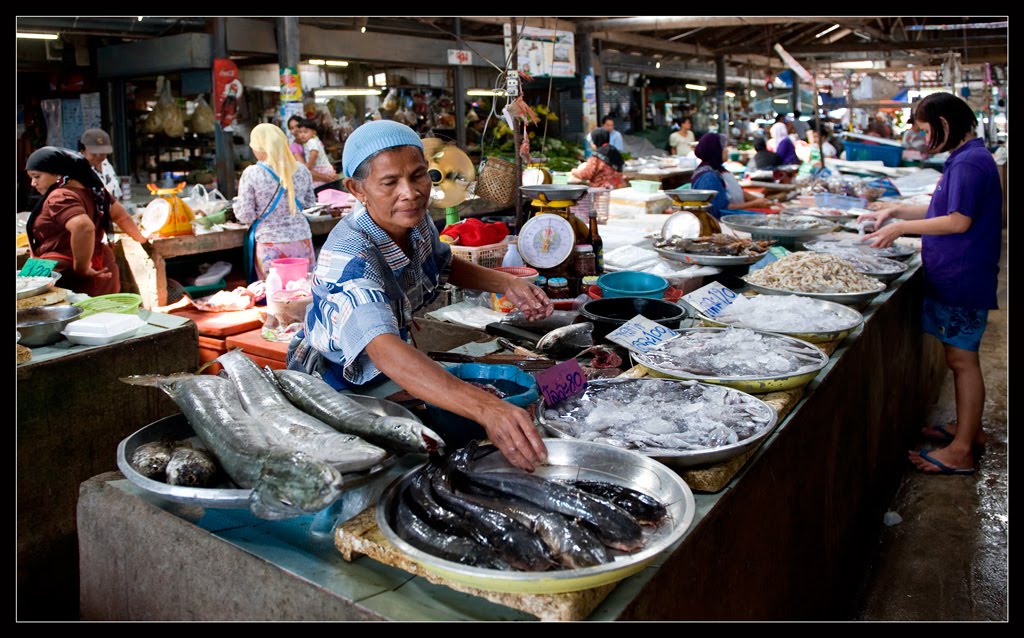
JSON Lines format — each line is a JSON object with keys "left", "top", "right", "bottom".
{"left": 287, "top": 120, "right": 552, "bottom": 471}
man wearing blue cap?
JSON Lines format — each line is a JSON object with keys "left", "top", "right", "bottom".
{"left": 287, "top": 120, "right": 552, "bottom": 471}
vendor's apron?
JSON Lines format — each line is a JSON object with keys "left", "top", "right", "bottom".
{"left": 33, "top": 246, "right": 119, "bottom": 296}
{"left": 243, "top": 162, "right": 304, "bottom": 284}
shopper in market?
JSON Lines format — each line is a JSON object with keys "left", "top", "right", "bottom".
{"left": 24, "top": 146, "right": 129, "bottom": 296}
{"left": 668, "top": 116, "right": 696, "bottom": 157}
{"left": 863, "top": 92, "right": 1001, "bottom": 476}
{"left": 600, "top": 115, "right": 625, "bottom": 152}
{"left": 690, "top": 133, "right": 774, "bottom": 219}
{"left": 571, "top": 128, "right": 625, "bottom": 189}
{"left": 78, "top": 128, "right": 121, "bottom": 200}
{"left": 747, "top": 136, "right": 782, "bottom": 171}
{"left": 294, "top": 117, "right": 339, "bottom": 190}
{"left": 235, "top": 123, "right": 317, "bottom": 282}
{"left": 770, "top": 121, "right": 800, "bottom": 165}
{"left": 286, "top": 114, "right": 306, "bottom": 162}
{"left": 287, "top": 119, "right": 552, "bottom": 471}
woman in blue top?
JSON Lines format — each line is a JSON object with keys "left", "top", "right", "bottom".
{"left": 690, "top": 133, "right": 773, "bottom": 219}
{"left": 864, "top": 93, "right": 1002, "bottom": 476}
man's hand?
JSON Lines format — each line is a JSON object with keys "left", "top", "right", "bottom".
{"left": 502, "top": 278, "right": 553, "bottom": 321}
{"left": 477, "top": 399, "right": 548, "bottom": 471}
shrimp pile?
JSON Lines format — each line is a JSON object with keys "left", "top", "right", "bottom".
{"left": 745, "top": 252, "right": 884, "bottom": 294}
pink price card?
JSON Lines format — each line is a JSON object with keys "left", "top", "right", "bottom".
{"left": 533, "top": 358, "right": 588, "bottom": 407}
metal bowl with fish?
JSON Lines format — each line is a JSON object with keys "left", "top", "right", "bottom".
{"left": 538, "top": 378, "right": 778, "bottom": 468}
{"left": 375, "top": 438, "right": 695, "bottom": 594}
{"left": 16, "top": 270, "right": 62, "bottom": 300}
{"left": 693, "top": 295, "right": 864, "bottom": 344}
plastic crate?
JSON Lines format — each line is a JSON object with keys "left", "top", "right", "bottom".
{"left": 815, "top": 193, "right": 868, "bottom": 210}
{"left": 449, "top": 239, "right": 509, "bottom": 268}
{"left": 843, "top": 141, "right": 903, "bottom": 167}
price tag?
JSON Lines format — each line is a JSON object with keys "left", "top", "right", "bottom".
{"left": 682, "top": 281, "right": 746, "bottom": 320}
{"left": 533, "top": 358, "right": 588, "bottom": 407}
{"left": 605, "top": 314, "right": 680, "bottom": 354}
{"left": 18, "top": 258, "right": 58, "bottom": 278}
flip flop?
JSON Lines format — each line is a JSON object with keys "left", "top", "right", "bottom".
{"left": 920, "top": 423, "right": 956, "bottom": 443}
{"left": 913, "top": 450, "right": 976, "bottom": 476}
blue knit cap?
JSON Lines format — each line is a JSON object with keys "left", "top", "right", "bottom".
{"left": 342, "top": 120, "right": 424, "bottom": 178}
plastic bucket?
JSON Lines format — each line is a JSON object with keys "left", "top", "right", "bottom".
{"left": 271, "top": 258, "right": 309, "bottom": 286}
{"left": 580, "top": 297, "right": 687, "bottom": 343}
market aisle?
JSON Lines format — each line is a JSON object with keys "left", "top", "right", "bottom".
{"left": 854, "top": 230, "right": 1008, "bottom": 621}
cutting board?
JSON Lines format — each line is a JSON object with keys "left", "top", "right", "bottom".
{"left": 169, "top": 307, "right": 263, "bottom": 338}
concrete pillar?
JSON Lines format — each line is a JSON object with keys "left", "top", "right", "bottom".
{"left": 213, "top": 17, "right": 236, "bottom": 198}
{"left": 454, "top": 18, "right": 466, "bottom": 149}
{"left": 716, "top": 55, "right": 727, "bottom": 139}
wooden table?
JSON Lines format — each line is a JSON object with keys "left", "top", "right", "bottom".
{"left": 119, "top": 216, "right": 343, "bottom": 308}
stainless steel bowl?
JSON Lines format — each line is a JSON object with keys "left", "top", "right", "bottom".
{"left": 663, "top": 188, "right": 719, "bottom": 204}
{"left": 16, "top": 271, "right": 62, "bottom": 300}
{"left": 696, "top": 296, "right": 864, "bottom": 344}
{"left": 16, "top": 305, "right": 82, "bottom": 347}
{"left": 742, "top": 279, "right": 886, "bottom": 306}
{"left": 518, "top": 184, "right": 590, "bottom": 202}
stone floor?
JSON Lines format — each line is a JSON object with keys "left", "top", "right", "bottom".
{"left": 854, "top": 230, "right": 1008, "bottom": 621}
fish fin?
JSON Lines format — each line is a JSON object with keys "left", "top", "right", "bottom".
{"left": 195, "top": 359, "right": 217, "bottom": 375}
{"left": 119, "top": 373, "right": 193, "bottom": 387}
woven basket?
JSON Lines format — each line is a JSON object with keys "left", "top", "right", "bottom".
{"left": 474, "top": 157, "right": 518, "bottom": 207}
{"left": 72, "top": 293, "right": 143, "bottom": 319}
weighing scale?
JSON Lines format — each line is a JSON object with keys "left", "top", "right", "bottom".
{"left": 516, "top": 185, "right": 590, "bottom": 271}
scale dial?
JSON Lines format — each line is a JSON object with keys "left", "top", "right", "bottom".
{"left": 517, "top": 214, "right": 576, "bottom": 269}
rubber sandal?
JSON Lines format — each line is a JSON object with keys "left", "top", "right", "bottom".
{"left": 920, "top": 423, "right": 956, "bottom": 443}
{"left": 913, "top": 450, "right": 976, "bottom": 476}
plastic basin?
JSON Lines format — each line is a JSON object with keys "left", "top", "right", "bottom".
{"left": 597, "top": 271, "right": 669, "bottom": 299}
{"left": 579, "top": 297, "right": 687, "bottom": 343}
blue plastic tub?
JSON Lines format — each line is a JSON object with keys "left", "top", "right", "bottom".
{"left": 597, "top": 271, "right": 669, "bottom": 299}
{"left": 843, "top": 141, "right": 903, "bottom": 167}
{"left": 424, "top": 363, "right": 540, "bottom": 448}
{"left": 815, "top": 193, "right": 868, "bottom": 210}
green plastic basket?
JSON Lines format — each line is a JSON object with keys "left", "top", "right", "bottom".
{"left": 72, "top": 293, "right": 143, "bottom": 319}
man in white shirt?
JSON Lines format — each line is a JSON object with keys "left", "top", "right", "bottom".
{"left": 601, "top": 116, "right": 624, "bottom": 152}
{"left": 79, "top": 128, "right": 122, "bottom": 200}
{"left": 668, "top": 116, "right": 696, "bottom": 156}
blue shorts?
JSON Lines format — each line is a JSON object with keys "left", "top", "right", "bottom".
{"left": 922, "top": 298, "right": 989, "bottom": 352}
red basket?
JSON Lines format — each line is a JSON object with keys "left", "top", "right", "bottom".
{"left": 587, "top": 284, "right": 683, "bottom": 303}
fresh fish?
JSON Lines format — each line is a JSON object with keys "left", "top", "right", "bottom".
{"left": 452, "top": 441, "right": 644, "bottom": 551}
{"left": 215, "top": 350, "right": 389, "bottom": 473}
{"left": 536, "top": 322, "right": 594, "bottom": 354}
{"left": 271, "top": 369, "right": 445, "bottom": 455}
{"left": 122, "top": 374, "right": 344, "bottom": 520}
{"left": 130, "top": 441, "right": 174, "bottom": 480}
{"left": 165, "top": 446, "right": 219, "bottom": 487}
{"left": 569, "top": 480, "right": 668, "bottom": 527}
{"left": 403, "top": 464, "right": 480, "bottom": 539}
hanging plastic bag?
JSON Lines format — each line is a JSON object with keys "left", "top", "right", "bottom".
{"left": 154, "top": 76, "right": 185, "bottom": 138}
{"left": 190, "top": 94, "right": 215, "bottom": 134}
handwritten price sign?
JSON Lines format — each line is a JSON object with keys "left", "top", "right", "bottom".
{"left": 605, "top": 315, "right": 680, "bottom": 354}
{"left": 534, "top": 358, "right": 588, "bottom": 407}
{"left": 18, "top": 258, "right": 58, "bottom": 278}
{"left": 682, "top": 281, "right": 746, "bottom": 319}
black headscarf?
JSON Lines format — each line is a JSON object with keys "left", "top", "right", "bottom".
{"left": 25, "top": 146, "right": 113, "bottom": 253}
{"left": 589, "top": 128, "right": 625, "bottom": 172}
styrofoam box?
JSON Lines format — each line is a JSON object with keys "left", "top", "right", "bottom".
{"left": 608, "top": 188, "right": 672, "bottom": 218}
{"left": 62, "top": 312, "right": 146, "bottom": 346}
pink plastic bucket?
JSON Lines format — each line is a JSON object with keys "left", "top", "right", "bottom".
{"left": 271, "top": 258, "right": 309, "bottom": 286}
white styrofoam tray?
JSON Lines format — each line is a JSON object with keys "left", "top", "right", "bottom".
{"left": 62, "top": 312, "right": 146, "bottom": 346}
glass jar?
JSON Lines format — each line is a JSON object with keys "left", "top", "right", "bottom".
{"left": 572, "top": 244, "right": 596, "bottom": 277}
{"left": 544, "top": 277, "right": 569, "bottom": 300}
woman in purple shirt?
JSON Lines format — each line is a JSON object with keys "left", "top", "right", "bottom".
{"left": 864, "top": 92, "right": 1001, "bottom": 476}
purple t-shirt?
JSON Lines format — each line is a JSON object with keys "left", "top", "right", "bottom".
{"left": 922, "top": 138, "right": 1001, "bottom": 309}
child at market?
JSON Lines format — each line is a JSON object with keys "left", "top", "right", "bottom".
{"left": 294, "top": 118, "right": 338, "bottom": 189}
{"left": 862, "top": 92, "right": 1002, "bottom": 476}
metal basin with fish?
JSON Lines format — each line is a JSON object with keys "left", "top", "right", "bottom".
{"left": 116, "top": 395, "right": 412, "bottom": 509}
{"left": 696, "top": 297, "right": 864, "bottom": 344}
{"left": 631, "top": 327, "right": 830, "bottom": 393}
{"left": 375, "top": 438, "right": 695, "bottom": 594}
{"left": 537, "top": 378, "right": 778, "bottom": 468}
{"left": 16, "top": 270, "right": 62, "bottom": 300}
{"left": 721, "top": 214, "right": 837, "bottom": 239}
{"left": 742, "top": 279, "right": 886, "bottom": 306}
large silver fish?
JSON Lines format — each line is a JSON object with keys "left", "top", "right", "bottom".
{"left": 122, "top": 374, "right": 344, "bottom": 520}
{"left": 271, "top": 369, "right": 445, "bottom": 455}
{"left": 536, "top": 322, "right": 594, "bottom": 355}
{"left": 215, "top": 350, "right": 389, "bottom": 473}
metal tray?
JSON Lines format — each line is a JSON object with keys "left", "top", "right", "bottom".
{"left": 742, "top": 279, "right": 886, "bottom": 306}
{"left": 802, "top": 238, "right": 917, "bottom": 261}
{"left": 655, "top": 246, "right": 765, "bottom": 266}
{"left": 375, "top": 438, "right": 695, "bottom": 594}
{"left": 696, "top": 297, "right": 864, "bottom": 344}
{"left": 631, "top": 327, "right": 830, "bottom": 393}
{"left": 16, "top": 271, "right": 61, "bottom": 300}
{"left": 663, "top": 187, "right": 719, "bottom": 204}
{"left": 721, "top": 214, "right": 837, "bottom": 238}
{"left": 849, "top": 257, "right": 909, "bottom": 283}
{"left": 782, "top": 207, "right": 858, "bottom": 223}
{"left": 116, "top": 395, "right": 413, "bottom": 509}
{"left": 518, "top": 184, "right": 590, "bottom": 202}
{"left": 537, "top": 378, "right": 778, "bottom": 468}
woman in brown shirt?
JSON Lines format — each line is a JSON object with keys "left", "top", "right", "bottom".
{"left": 24, "top": 147, "right": 138, "bottom": 296}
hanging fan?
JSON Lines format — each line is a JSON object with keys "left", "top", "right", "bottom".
{"left": 422, "top": 137, "right": 475, "bottom": 208}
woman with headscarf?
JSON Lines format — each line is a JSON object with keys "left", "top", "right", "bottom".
{"left": 287, "top": 120, "right": 553, "bottom": 471}
{"left": 691, "top": 133, "right": 774, "bottom": 219}
{"left": 235, "top": 123, "right": 317, "bottom": 282}
{"left": 770, "top": 123, "right": 800, "bottom": 165}
{"left": 24, "top": 146, "right": 141, "bottom": 296}
{"left": 571, "top": 128, "right": 625, "bottom": 189}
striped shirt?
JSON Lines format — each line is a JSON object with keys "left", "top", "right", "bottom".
{"left": 300, "top": 204, "right": 452, "bottom": 385}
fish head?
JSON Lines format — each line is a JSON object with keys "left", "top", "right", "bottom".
{"left": 536, "top": 322, "right": 593, "bottom": 354}
{"left": 248, "top": 449, "right": 344, "bottom": 520}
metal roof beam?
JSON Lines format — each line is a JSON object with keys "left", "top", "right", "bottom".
{"left": 580, "top": 16, "right": 861, "bottom": 31}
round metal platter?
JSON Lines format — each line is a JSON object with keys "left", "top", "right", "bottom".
{"left": 630, "top": 327, "right": 830, "bottom": 393}
{"left": 374, "top": 438, "right": 695, "bottom": 594}
{"left": 654, "top": 246, "right": 765, "bottom": 266}
{"left": 741, "top": 278, "right": 886, "bottom": 306}
{"left": 663, "top": 188, "right": 719, "bottom": 204}
{"left": 696, "top": 296, "right": 864, "bottom": 344}
{"left": 537, "top": 378, "right": 778, "bottom": 468}
{"left": 802, "top": 239, "right": 917, "bottom": 261}
{"left": 846, "top": 256, "right": 909, "bottom": 283}
{"left": 16, "top": 271, "right": 62, "bottom": 300}
{"left": 721, "top": 214, "right": 837, "bottom": 238}
{"left": 518, "top": 184, "right": 590, "bottom": 202}
{"left": 781, "top": 207, "right": 858, "bottom": 223}
{"left": 116, "top": 395, "right": 413, "bottom": 509}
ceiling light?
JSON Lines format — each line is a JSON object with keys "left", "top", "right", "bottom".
{"left": 374, "top": 73, "right": 387, "bottom": 86}
{"left": 17, "top": 32, "right": 58, "bottom": 40}
{"left": 309, "top": 59, "right": 326, "bottom": 65}
{"left": 361, "top": 26, "right": 367, "bottom": 33}
{"left": 467, "top": 89, "right": 507, "bottom": 97}
{"left": 317, "top": 88, "right": 382, "bottom": 97}
{"left": 655, "top": 62, "right": 661, "bottom": 69}
{"left": 137, "top": 16, "right": 144, "bottom": 22}
{"left": 725, "top": 91, "right": 736, "bottom": 98}
{"left": 685, "top": 83, "right": 707, "bottom": 91}
{"left": 325, "top": 60, "right": 349, "bottom": 67}
{"left": 815, "top": 24, "right": 841, "bottom": 39}
{"left": 773, "top": 98, "right": 789, "bottom": 104}
{"left": 749, "top": 89, "right": 757, "bottom": 98}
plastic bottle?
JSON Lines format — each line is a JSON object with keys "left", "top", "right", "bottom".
{"left": 265, "top": 267, "right": 283, "bottom": 300}
{"left": 502, "top": 236, "right": 525, "bottom": 268}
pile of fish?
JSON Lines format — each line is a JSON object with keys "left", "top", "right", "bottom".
{"left": 131, "top": 440, "right": 220, "bottom": 487}
{"left": 388, "top": 440, "right": 667, "bottom": 571}
{"left": 715, "top": 295, "right": 856, "bottom": 332}
{"left": 641, "top": 327, "right": 824, "bottom": 378}
{"left": 729, "top": 215, "right": 829, "bottom": 230}
{"left": 804, "top": 238, "right": 916, "bottom": 261}
{"left": 542, "top": 379, "right": 774, "bottom": 451}
{"left": 654, "top": 233, "right": 773, "bottom": 257}
{"left": 745, "top": 252, "right": 884, "bottom": 294}
{"left": 122, "top": 350, "right": 445, "bottom": 519}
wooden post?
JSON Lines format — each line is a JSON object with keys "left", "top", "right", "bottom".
{"left": 511, "top": 18, "right": 525, "bottom": 233}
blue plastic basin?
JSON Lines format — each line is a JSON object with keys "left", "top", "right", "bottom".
{"left": 597, "top": 271, "right": 669, "bottom": 299}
